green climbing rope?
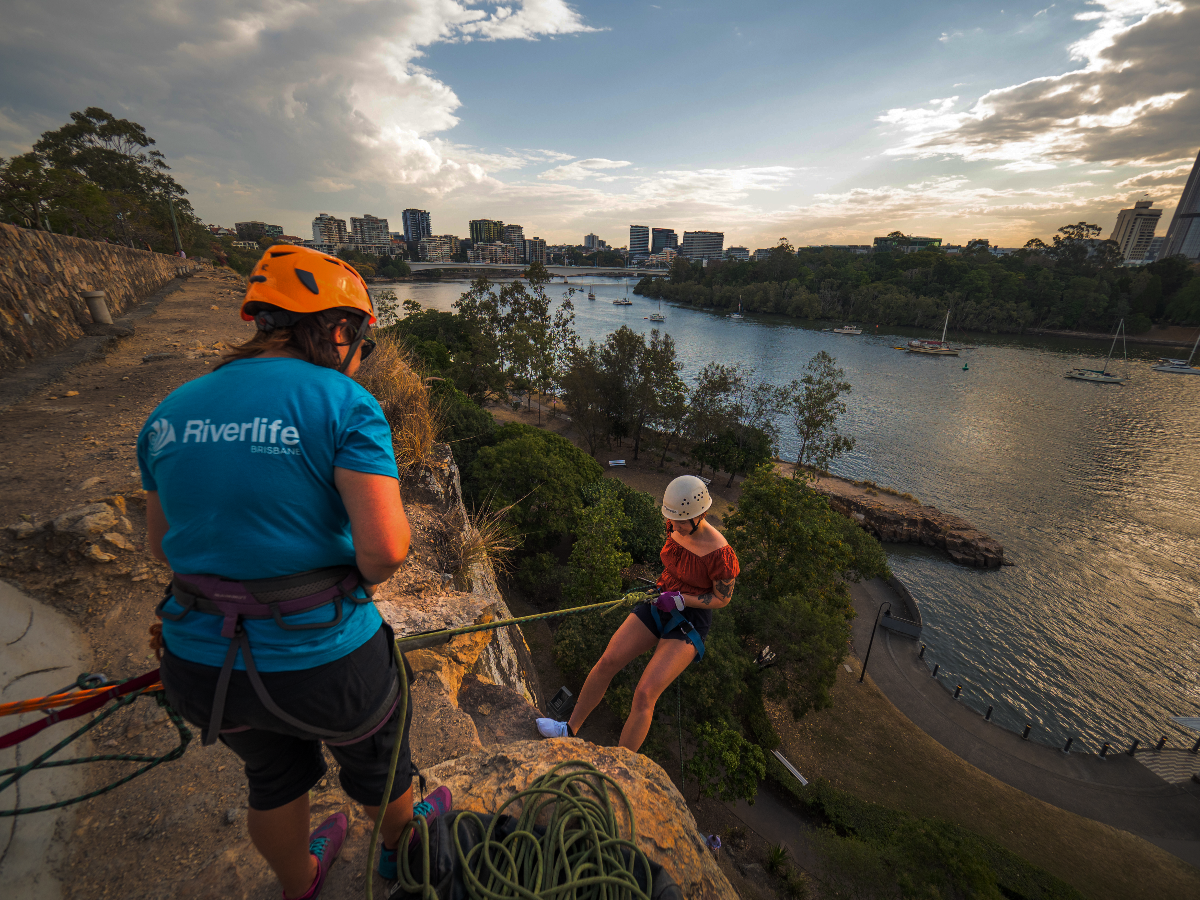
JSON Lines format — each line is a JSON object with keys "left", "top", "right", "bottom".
{"left": 0, "top": 689, "right": 191, "bottom": 817}
{"left": 393, "top": 760, "right": 654, "bottom": 900}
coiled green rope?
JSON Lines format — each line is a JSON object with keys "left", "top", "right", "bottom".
{"left": 393, "top": 760, "right": 653, "bottom": 900}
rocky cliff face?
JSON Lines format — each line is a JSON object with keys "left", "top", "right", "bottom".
{"left": 816, "top": 488, "right": 1005, "bottom": 568}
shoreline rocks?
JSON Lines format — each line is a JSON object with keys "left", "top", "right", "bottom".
{"left": 813, "top": 482, "right": 1005, "bottom": 568}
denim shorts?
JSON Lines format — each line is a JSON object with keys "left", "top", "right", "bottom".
{"left": 161, "top": 625, "right": 413, "bottom": 810}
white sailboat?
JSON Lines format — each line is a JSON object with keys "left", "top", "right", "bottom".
{"left": 907, "top": 311, "right": 958, "bottom": 356}
{"left": 833, "top": 324, "right": 862, "bottom": 335}
{"left": 1153, "top": 329, "right": 1200, "bottom": 375}
{"left": 649, "top": 293, "right": 665, "bottom": 322}
{"left": 730, "top": 300, "right": 744, "bottom": 320}
{"left": 613, "top": 282, "right": 632, "bottom": 305}
{"left": 1066, "top": 318, "right": 1128, "bottom": 384}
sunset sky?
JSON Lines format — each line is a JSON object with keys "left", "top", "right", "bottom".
{"left": 2, "top": 0, "right": 1197, "bottom": 249}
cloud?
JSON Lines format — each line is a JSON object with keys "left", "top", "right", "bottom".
{"left": 539, "top": 158, "right": 633, "bottom": 182}
{"left": 880, "top": 1, "right": 1200, "bottom": 168}
{"left": 939, "top": 32, "right": 963, "bottom": 42}
{"left": 0, "top": 0, "right": 597, "bottom": 220}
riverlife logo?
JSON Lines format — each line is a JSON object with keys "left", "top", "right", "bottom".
{"left": 148, "top": 418, "right": 177, "bottom": 456}
{"left": 181, "top": 418, "right": 304, "bottom": 456}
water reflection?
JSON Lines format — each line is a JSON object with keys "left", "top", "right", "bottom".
{"left": 374, "top": 277, "right": 1200, "bottom": 748}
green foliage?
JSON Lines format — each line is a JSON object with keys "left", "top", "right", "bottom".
{"left": 726, "top": 466, "right": 889, "bottom": 722}
{"left": 788, "top": 350, "right": 855, "bottom": 473}
{"left": 766, "top": 843, "right": 791, "bottom": 876}
{"left": 788, "top": 777, "right": 1085, "bottom": 900}
{"left": 633, "top": 227, "right": 1199, "bottom": 334}
{"left": 515, "top": 551, "right": 564, "bottom": 605}
{"left": 465, "top": 423, "right": 602, "bottom": 549}
{"left": 563, "top": 491, "right": 631, "bottom": 609}
{"left": 683, "top": 722, "right": 767, "bottom": 803}
{"left": 430, "top": 378, "right": 494, "bottom": 473}
{"left": 581, "top": 480, "right": 664, "bottom": 564}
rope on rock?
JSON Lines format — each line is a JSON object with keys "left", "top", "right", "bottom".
{"left": 393, "top": 759, "right": 654, "bottom": 900}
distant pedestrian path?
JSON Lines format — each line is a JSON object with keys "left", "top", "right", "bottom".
{"left": 849, "top": 577, "right": 1200, "bottom": 869}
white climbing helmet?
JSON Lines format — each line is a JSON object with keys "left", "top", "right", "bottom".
{"left": 661, "top": 475, "right": 712, "bottom": 521}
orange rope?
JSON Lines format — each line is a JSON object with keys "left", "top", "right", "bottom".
{"left": 0, "top": 682, "right": 163, "bottom": 718}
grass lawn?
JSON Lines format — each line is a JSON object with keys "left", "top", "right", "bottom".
{"left": 771, "top": 660, "right": 1200, "bottom": 900}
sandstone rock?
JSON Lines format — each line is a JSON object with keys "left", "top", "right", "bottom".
{"left": 6, "top": 522, "right": 38, "bottom": 539}
{"left": 103, "top": 532, "right": 135, "bottom": 551}
{"left": 423, "top": 741, "right": 737, "bottom": 900}
{"left": 82, "top": 543, "right": 116, "bottom": 563}
{"left": 459, "top": 674, "right": 543, "bottom": 747}
{"left": 52, "top": 503, "right": 118, "bottom": 535}
{"left": 77, "top": 476, "right": 103, "bottom": 491}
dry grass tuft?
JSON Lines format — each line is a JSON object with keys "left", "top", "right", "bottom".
{"left": 355, "top": 334, "right": 442, "bottom": 470}
{"left": 435, "top": 499, "right": 521, "bottom": 581}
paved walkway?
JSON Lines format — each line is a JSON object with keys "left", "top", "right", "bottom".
{"left": 0, "top": 579, "right": 92, "bottom": 899}
{"left": 849, "top": 578, "right": 1200, "bottom": 869}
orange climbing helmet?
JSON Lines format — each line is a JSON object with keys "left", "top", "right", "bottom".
{"left": 240, "top": 245, "right": 375, "bottom": 330}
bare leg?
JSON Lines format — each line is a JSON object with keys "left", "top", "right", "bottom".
{"left": 567, "top": 614, "right": 658, "bottom": 735}
{"left": 619, "top": 639, "right": 697, "bottom": 752}
{"left": 248, "top": 794, "right": 319, "bottom": 899}
{"left": 363, "top": 782, "right": 414, "bottom": 851}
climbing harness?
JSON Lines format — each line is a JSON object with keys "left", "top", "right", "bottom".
{"left": 157, "top": 566, "right": 398, "bottom": 745}
{"left": 647, "top": 604, "right": 706, "bottom": 661}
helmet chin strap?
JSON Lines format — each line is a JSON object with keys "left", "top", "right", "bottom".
{"left": 337, "top": 315, "right": 372, "bottom": 374}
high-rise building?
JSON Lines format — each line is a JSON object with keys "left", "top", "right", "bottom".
{"left": 1108, "top": 200, "right": 1161, "bottom": 262}
{"left": 1146, "top": 235, "right": 1165, "bottom": 262}
{"left": 418, "top": 236, "right": 453, "bottom": 262}
{"left": 235, "top": 221, "right": 272, "bottom": 241}
{"left": 725, "top": 247, "right": 750, "bottom": 261}
{"left": 467, "top": 242, "right": 523, "bottom": 265}
{"left": 526, "top": 237, "right": 547, "bottom": 265}
{"left": 629, "top": 225, "right": 649, "bottom": 258}
{"left": 350, "top": 214, "right": 392, "bottom": 254}
{"left": 681, "top": 230, "right": 724, "bottom": 260}
{"left": 503, "top": 224, "right": 525, "bottom": 247}
{"left": 402, "top": 209, "right": 432, "bottom": 244}
{"left": 312, "top": 213, "right": 349, "bottom": 245}
{"left": 754, "top": 248, "right": 773, "bottom": 261}
{"left": 651, "top": 228, "right": 678, "bottom": 253}
{"left": 1162, "top": 148, "right": 1200, "bottom": 261}
{"left": 583, "top": 233, "right": 601, "bottom": 251}
{"left": 470, "top": 219, "right": 504, "bottom": 244}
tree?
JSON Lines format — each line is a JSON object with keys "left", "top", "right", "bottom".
{"left": 787, "top": 351, "right": 854, "bottom": 475}
{"left": 560, "top": 342, "right": 613, "bottom": 455}
{"left": 465, "top": 423, "right": 603, "bottom": 549}
{"left": 687, "top": 363, "right": 745, "bottom": 476}
{"left": 684, "top": 723, "right": 767, "bottom": 803}
{"left": 725, "top": 466, "right": 889, "bottom": 722}
{"left": 562, "top": 490, "right": 632, "bottom": 609}
{"left": 582, "top": 479, "right": 663, "bottom": 564}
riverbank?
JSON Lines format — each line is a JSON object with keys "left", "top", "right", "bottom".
{"left": 1025, "top": 323, "right": 1200, "bottom": 346}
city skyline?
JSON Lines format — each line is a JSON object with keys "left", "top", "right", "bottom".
{"left": 3, "top": 1, "right": 1197, "bottom": 248}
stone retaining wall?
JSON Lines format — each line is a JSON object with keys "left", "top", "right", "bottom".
{"left": 0, "top": 224, "right": 192, "bottom": 373}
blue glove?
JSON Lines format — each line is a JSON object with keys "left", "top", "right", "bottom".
{"left": 655, "top": 591, "right": 685, "bottom": 613}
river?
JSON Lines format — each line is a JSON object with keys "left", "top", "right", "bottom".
{"left": 372, "top": 276, "right": 1200, "bottom": 752}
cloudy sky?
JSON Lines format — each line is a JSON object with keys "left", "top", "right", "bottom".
{"left": 2, "top": 0, "right": 1198, "bottom": 248}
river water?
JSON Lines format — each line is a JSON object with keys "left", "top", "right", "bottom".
{"left": 374, "top": 276, "right": 1200, "bottom": 751}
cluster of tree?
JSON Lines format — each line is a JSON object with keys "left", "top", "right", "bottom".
{"left": 335, "top": 245, "right": 410, "bottom": 280}
{"left": 635, "top": 232, "right": 1200, "bottom": 332}
{"left": 562, "top": 327, "right": 856, "bottom": 486}
{"left": 0, "top": 107, "right": 207, "bottom": 255}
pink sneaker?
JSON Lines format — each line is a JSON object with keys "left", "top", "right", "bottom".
{"left": 283, "top": 812, "right": 347, "bottom": 899}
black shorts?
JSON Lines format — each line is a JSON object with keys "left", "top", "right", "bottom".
{"left": 632, "top": 603, "right": 712, "bottom": 645}
{"left": 160, "top": 625, "right": 413, "bottom": 811}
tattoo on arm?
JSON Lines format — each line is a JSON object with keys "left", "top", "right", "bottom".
{"left": 698, "top": 591, "right": 715, "bottom": 606}
{"left": 714, "top": 578, "right": 735, "bottom": 600}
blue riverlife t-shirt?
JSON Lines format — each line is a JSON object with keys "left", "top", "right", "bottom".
{"left": 137, "top": 357, "right": 398, "bottom": 671}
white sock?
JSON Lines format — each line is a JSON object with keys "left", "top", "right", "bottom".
{"left": 536, "top": 718, "right": 571, "bottom": 738}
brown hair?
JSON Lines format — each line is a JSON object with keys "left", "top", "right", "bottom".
{"left": 214, "top": 308, "right": 362, "bottom": 370}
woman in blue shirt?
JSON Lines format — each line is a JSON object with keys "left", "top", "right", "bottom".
{"left": 139, "top": 247, "right": 447, "bottom": 899}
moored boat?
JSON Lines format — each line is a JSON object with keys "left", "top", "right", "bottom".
{"left": 1066, "top": 318, "right": 1128, "bottom": 384}
{"left": 907, "top": 311, "right": 958, "bottom": 356}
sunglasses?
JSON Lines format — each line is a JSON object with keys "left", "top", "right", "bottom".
{"left": 330, "top": 317, "right": 374, "bottom": 361}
